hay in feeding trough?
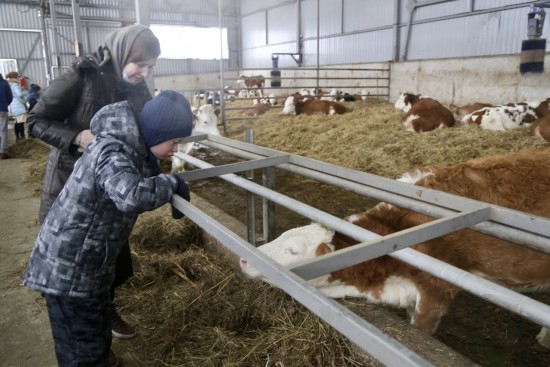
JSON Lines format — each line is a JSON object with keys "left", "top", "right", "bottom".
{"left": 116, "top": 206, "right": 376, "bottom": 366}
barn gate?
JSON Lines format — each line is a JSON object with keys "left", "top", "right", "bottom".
{"left": 172, "top": 133, "right": 550, "bottom": 366}
{"left": 184, "top": 64, "right": 391, "bottom": 132}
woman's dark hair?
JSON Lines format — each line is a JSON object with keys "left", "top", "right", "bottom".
{"left": 127, "top": 29, "right": 161, "bottom": 63}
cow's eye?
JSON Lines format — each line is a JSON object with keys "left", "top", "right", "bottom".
{"left": 285, "top": 248, "right": 298, "bottom": 255}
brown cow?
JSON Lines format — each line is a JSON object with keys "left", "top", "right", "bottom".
{"left": 237, "top": 75, "right": 265, "bottom": 97}
{"left": 241, "top": 148, "right": 550, "bottom": 335}
{"left": 449, "top": 102, "right": 494, "bottom": 123}
{"left": 243, "top": 99, "right": 271, "bottom": 117}
{"left": 530, "top": 115, "right": 550, "bottom": 141}
{"left": 281, "top": 95, "right": 348, "bottom": 116}
{"left": 395, "top": 93, "right": 454, "bottom": 132}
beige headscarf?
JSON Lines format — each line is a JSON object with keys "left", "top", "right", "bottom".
{"left": 103, "top": 25, "right": 161, "bottom": 82}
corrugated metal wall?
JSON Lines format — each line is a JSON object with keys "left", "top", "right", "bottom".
{"left": 1, "top": 1, "right": 547, "bottom": 85}
{"left": 240, "top": 0, "right": 548, "bottom": 68}
{"left": 0, "top": 1, "right": 240, "bottom": 86}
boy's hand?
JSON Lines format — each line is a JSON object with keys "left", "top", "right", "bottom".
{"left": 172, "top": 174, "right": 190, "bottom": 219}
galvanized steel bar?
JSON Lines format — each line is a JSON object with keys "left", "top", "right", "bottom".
{"left": 173, "top": 143, "right": 550, "bottom": 330}
{"left": 291, "top": 207, "right": 492, "bottom": 279}
{"left": 172, "top": 196, "right": 434, "bottom": 367}
{"left": 177, "top": 155, "right": 289, "bottom": 182}
{"left": 199, "top": 136, "right": 550, "bottom": 253}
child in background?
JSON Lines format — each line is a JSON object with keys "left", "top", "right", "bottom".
{"left": 26, "top": 83, "right": 41, "bottom": 112}
{"left": 23, "top": 90, "right": 193, "bottom": 366}
{"left": 5, "top": 71, "right": 27, "bottom": 141}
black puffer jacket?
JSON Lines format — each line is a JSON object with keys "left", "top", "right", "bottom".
{"left": 28, "top": 47, "right": 152, "bottom": 222}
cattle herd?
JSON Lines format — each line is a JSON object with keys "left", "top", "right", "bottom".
{"left": 396, "top": 91, "right": 550, "bottom": 138}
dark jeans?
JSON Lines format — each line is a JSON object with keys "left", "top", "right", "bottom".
{"left": 14, "top": 122, "right": 25, "bottom": 140}
{"left": 44, "top": 292, "right": 112, "bottom": 367}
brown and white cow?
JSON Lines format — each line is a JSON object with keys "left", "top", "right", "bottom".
{"left": 243, "top": 99, "right": 272, "bottom": 117}
{"left": 281, "top": 95, "right": 348, "bottom": 116}
{"left": 240, "top": 148, "right": 550, "bottom": 335}
{"left": 530, "top": 115, "right": 550, "bottom": 142}
{"left": 395, "top": 92, "right": 454, "bottom": 132}
{"left": 449, "top": 102, "right": 494, "bottom": 123}
{"left": 462, "top": 101, "right": 546, "bottom": 131}
{"left": 237, "top": 75, "right": 265, "bottom": 98}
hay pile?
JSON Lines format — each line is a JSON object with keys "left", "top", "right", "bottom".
{"left": 222, "top": 98, "right": 549, "bottom": 178}
{"left": 10, "top": 138, "right": 50, "bottom": 196}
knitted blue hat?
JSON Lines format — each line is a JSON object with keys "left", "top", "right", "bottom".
{"left": 139, "top": 91, "right": 193, "bottom": 148}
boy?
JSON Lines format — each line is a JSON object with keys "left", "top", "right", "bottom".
{"left": 24, "top": 90, "right": 193, "bottom": 366}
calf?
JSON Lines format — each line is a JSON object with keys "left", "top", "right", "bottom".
{"left": 281, "top": 95, "right": 348, "bottom": 116}
{"left": 237, "top": 75, "right": 265, "bottom": 97}
{"left": 240, "top": 148, "right": 550, "bottom": 335}
{"left": 530, "top": 115, "right": 550, "bottom": 141}
{"left": 534, "top": 97, "right": 550, "bottom": 118}
{"left": 449, "top": 102, "right": 493, "bottom": 123}
{"left": 171, "top": 104, "right": 221, "bottom": 173}
{"left": 401, "top": 99, "right": 454, "bottom": 132}
{"left": 394, "top": 92, "right": 429, "bottom": 113}
{"left": 244, "top": 99, "right": 271, "bottom": 117}
{"left": 463, "top": 102, "right": 540, "bottom": 131}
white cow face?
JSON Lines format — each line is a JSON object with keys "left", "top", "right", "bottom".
{"left": 281, "top": 96, "right": 296, "bottom": 115}
{"left": 394, "top": 93, "right": 409, "bottom": 112}
{"left": 239, "top": 223, "right": 335, "bottom": 281}
{"left": 195, "top": 104, "right": 221, "bottom": 136}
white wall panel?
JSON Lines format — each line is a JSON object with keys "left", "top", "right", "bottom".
{"left": 242, "top": 12, "right": 267, "bottom": 48}
{"left": 302, "top": 29, "right": 394, "bottom": 66}
{"left": 301, "top": 0, "right": 318, "bottom": 39}
{"left": 474, "top": 0, "right": 532, "bottom": 11}
{"left": 240, "top": 0, "right": 292, "bottom": 15}
{"left": 267, "top": 3, "right": 297, "bottom": 44}
{"left": 343, "top": 0, "right": 395, "bottom": 32}
{"left": 319, "top": 0, "right": 342, "bottom": 36}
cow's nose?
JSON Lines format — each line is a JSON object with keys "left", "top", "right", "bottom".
{"left": 239, "top": 259, "right": 247, "bottom": 268}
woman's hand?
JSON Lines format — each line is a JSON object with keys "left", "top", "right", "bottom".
{"left": 73, "top": 129, "right": 96, "bottom": 149}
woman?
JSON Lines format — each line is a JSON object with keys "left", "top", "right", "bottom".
{"left": 0, "top": 73, "right": 13, "bottom": 159}
{"left": 28, "top": 24, "right": 161, "bottom": 367}
{"left": 6, "top": 71, "right": 27, "bottom": 141}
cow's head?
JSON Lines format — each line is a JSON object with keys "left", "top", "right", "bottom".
{"left": 194, "top": 104, "right": 221, "bottom": 135}
{"left": 239, "top": 223, "right": 335, "bottom": 282}
{"left": 394, "top": 92, "right": 423, "bottom": 112}
{"left": 281, "top": 96, "right": 297, "bottom": 115}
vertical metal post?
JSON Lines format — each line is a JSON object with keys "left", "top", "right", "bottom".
{"left": 38, "top": 4, "right": 52, "bottom": 85}
{"left": 219, "top": 0, "right": 227, "bottom": 133}
{"left": 316, "top": 0, "right": 320, "bottom": 91}
{"left": 262, "top": 166, "right": 276, "bottom": 242}
{"left": 135, "top": 0, "right": 155, "bottom": 95}
{"left": 393, "top": 0, "right": 402, "bottom": 61}
{"left": 71, "top": 0, "right": 83, "bottom": 56}
{"left": 245, "top": 130, "right": 256, "bottom": 244}
{"left": 48, "top": 0, "right": 62, "bottom": 78}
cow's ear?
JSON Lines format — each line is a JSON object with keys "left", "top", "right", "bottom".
{"left": 316, "top": 243, "right": 333, "bottom": 256}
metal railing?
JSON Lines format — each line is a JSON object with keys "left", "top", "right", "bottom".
{"left": 180, "top": 64, "right": 391, "bottom": 131}
{"left": 171, "top": 133, "right": 550, "bottom": 366}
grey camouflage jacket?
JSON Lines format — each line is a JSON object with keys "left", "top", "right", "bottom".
{"left": 24, "top": 100, "right": 179, "bottom": 298}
